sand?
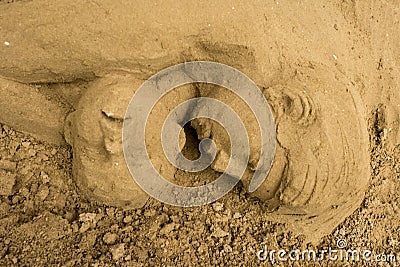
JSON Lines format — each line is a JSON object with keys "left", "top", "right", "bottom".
{"left": 0, "top": 0, "right": 399, "bottom": 265}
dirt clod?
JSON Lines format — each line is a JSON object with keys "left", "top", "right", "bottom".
{"left": 103, "top": 233, "right": 118, "bottom": 245}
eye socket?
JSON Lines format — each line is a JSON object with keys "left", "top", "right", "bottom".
{"left": 281, "top": 95, "right": 294, "bottom": 114}
{"left": 101, "top": 110, "right": 124, "bottom": 123}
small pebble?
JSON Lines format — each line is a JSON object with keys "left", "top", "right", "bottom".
{"left": 223, "top": 244, "right": 232, "bottom": 253}
{"left": 144, "top": 209, "right": 156, "bottom": 217}
{"left": 233, "top": 212, "right": 242, "bottom": 219}
{"left": 160, "top": 223, "right": 176, "bottom": 235}
{"left": 79, "top": 213, "right": 97, "bottom": 223}
{"left": 211, "top": 227, "right": 229, "bottom": 238}
{"left": 106, "top": 207, "right": 115, "bottom": 218}
{"left": 124, "top": 254, "right": 132, "bottom": 261}
{"left": 123, "top": 215, "right": 133, "bottom": 224}
{"left": 36, "top": 185, "right": 49, "bottom": 201}
{"left": 79, "top": 222, "right": 91, "bottom": 233}
{"left": 21, "top": 141, "right": 30, "bottom": 148}
{"left": 41, "top": 172, "right": 50, "bottom": 183}
{"left": 0, "top": 159, "right": 16, "bottom": 171}
{"left": 212, "top": 202, "right": 224, "bottom": 212}
{"left": 12, "top": 195, "right": 22, "bottom": 205}
{"left": 111, "top": 244, "right": 125, "bottom": 261}
{"left": 28, "top": 149, "right": 36, "bottom": 157}
{"left": 103, "top": 233, "right": 118, "bottom": 245}
{"left": 0, "top": 171, "right": 16, "bottom": 196}
{"left": 156, "top": 213, "right": 169, "bottom": 227}
{"left": 64, "top": 211, "right": 76, "bottom": 222}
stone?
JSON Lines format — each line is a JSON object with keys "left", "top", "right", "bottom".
{"left": 0, "top": 159, "right": 16, "bottom": 171}
{"left": 123, "top": 215, "right": 133, "bottom": 224}
{"left": 36, "top": 185, "right": 49, "bottom": 201}
{"left": 0, "top": 170, "right": 16, "bottom": 196}
{"left": 111, "top": 244, "right": 125, "bottom": 261}
{"left": 212, "top": 202, "right": 224, "bottom": 212}
{"left": 103, "top": 233, "right": 118, "bottom": 245}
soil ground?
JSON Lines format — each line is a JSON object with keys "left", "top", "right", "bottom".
{"left": 0, "top": 121, "right": 399, "bottom": 266}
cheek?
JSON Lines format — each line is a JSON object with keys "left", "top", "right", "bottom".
{"left": 100, "top": 119, "right": 124, "bottom": 155}
{"left": 73, "top": 110, "right": 105, "bottom": 146}
{"left": 74, "top": 139, "right": 129, "bottom": 178}
{"left": 72, "top": 139, "right": 147, "bottom": 203}
{"left": 274, "top": 84, "right": 369, "bottom": 211}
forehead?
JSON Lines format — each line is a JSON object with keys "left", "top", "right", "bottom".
{"left": 78, "top": 75, "right": 143, "bottom": 119}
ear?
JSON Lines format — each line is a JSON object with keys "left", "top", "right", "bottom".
{"left": 64, "top": 111, "right": 76, "bottom": 146}
{"left": 263, "top": 84, "right": 317, "bottom": 128}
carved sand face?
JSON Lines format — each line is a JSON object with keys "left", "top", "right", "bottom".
{"left": 0, "top": 0, "right": 398, "bottom": 247}
{"left": 64, "top": 73, "right": 195, "bottom": 208}
{"left": 4, "top": 0, "right": 356, "bottom": 243}
{"left": 64, "top": 75, "right": 146, "bottom": 208}
{"left": 63, "top": 64, "right": 370, "bottom": 242}
{"left": 190, "top": 65, "right": 370, "bottom": 242}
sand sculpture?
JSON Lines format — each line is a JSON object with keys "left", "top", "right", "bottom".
{"left": 1, "top": 0, "right": 399, "bottom": 243}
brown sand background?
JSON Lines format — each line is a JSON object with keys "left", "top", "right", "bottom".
{"left": 0, "top": 0, "right": 399, "bottom": 266}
